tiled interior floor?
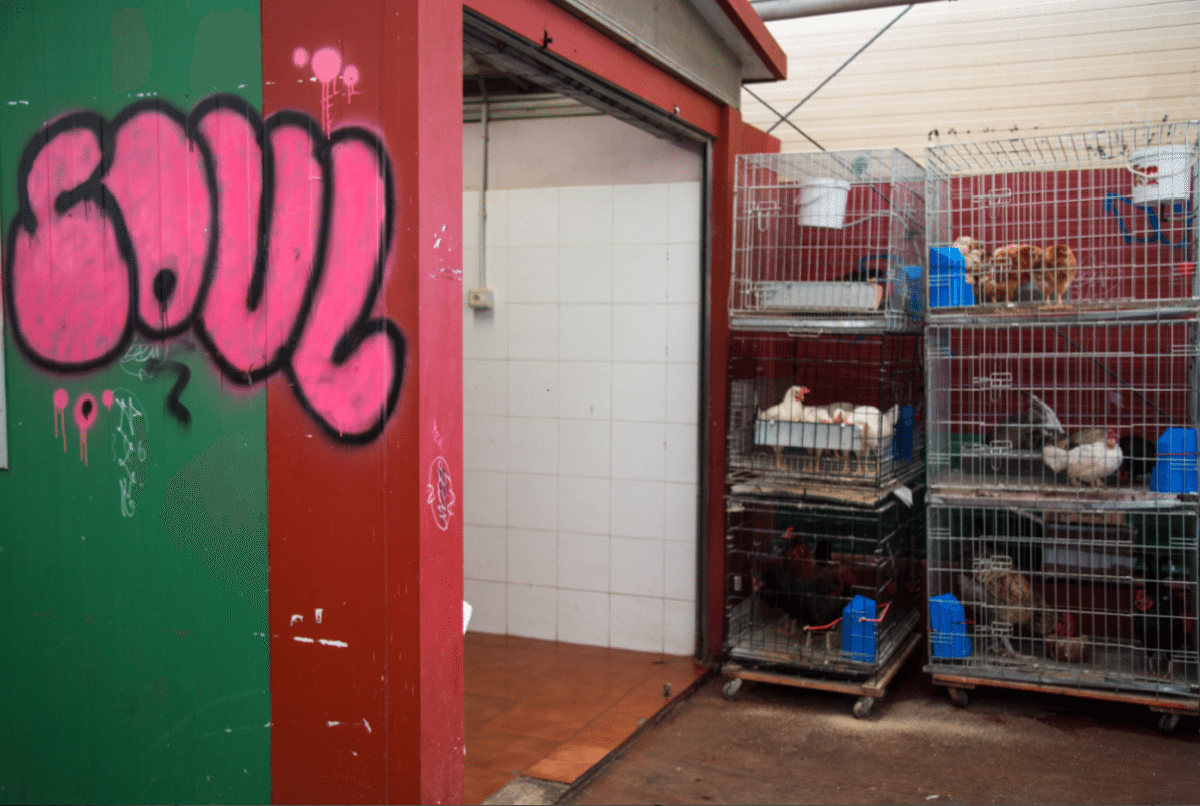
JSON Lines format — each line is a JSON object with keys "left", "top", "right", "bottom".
{"left": 464, "top": 632, "right": 707, "bottom": 804}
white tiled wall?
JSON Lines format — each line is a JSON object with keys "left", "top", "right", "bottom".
{"left": 462, "top": 181, "right": 702, "bottom": 655}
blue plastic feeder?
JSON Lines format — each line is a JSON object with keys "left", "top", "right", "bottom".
{"left": 1149, "top": 428, "right": 1198, "bottom": 493}
{"left": 929, "top": 247, "right": 974, "bottom": 308}
{"left": 892, "top": 405, "right": 915, "bottom": 461}
{"left": 928, "top": 593, "right": 972, "bottom": 658}
{"left": 841, "top": 595, "right": 879, "bottom": 663}
{"left": 903, "top": 265, "right": 924, "bottom": 320}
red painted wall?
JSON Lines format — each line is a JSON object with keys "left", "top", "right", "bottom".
{"left": 261, "top": 1, "right": 463, "bottom": 803}
{"left": 706, "top": 112, "right": 781, "bottom": 658}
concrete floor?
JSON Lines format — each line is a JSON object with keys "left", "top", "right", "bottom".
{"left": 561, "top": 654, "right": 1200, "bottom": 805}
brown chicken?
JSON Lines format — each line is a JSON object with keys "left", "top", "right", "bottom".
{"left": 1034, "top": 244, "right": 1078, "bottom": 305}
{"left": 957, "top": 553, "right": 1064, "bottom": 660}
{"left": 977, "top": 244, "right": 1042, "bottom": 303}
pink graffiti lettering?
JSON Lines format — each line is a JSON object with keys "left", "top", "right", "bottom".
{"left": 8, "top": 117, "right": 134, "bottom": 370}
{"left": 4, "top": 95, "right": 405, "bottom": 444}
{"left": 426, "top": 456, "right": 456, "bottom": 532}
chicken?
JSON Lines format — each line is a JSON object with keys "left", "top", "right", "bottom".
{"left": 1043, "top": 428, "right": 1123, "bottom": 487}
{"left": 758, "top": 385, "right": 816, "bottom": 470}
{"left": 1133, "top": 578, "right": 1195, "bottom": 680}
{"left": 842, "top": 404, "right": 901, "bottom": 475}
{"left": 755, "top": 533, "right": 853, "bottom": 641}
{"left": 986, "top": 391, "right": 1065, "bottom": 450}
{"left": 956, "top": 552, "right": 1062, "bottom": 660}
{"left": 1034, "top": 244, "right": 1078, "bottom": 305}
{"left": 975, "top": 244, "right": 1042, "bottom": 303}
{"left": 760, "top": 385, "right": 812, "bottom": 422}
{"left": 1051, "top": 612, "right": 1089, "bottom": 663}
{"left": 954, "top": 235, "right": 986, "bottom": 283}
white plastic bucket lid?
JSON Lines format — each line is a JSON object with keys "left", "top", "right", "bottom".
{"left": 798, "top": 178, "right": 850, "bottom": 229}
{"left": 1130, "top": 144, "right": 1196, "bottom": 204}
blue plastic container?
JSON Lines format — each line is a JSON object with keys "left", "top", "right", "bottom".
{"left": 929, "top": 247, "right": 974, "bottom": 308}
{"left": 928, "top": 593, "right": 972, "bottom": 658}
{"left": 1149, "top": 428, "right": 1199, "bottom": 493}
{"left": 903, "top": 265, "right": 924, "bottom": 320}
{"left": 891, "top": 405, "right": 915, "bottom": 460}
{"left": 841, "top": 595, "right": 877, "bottom": 663}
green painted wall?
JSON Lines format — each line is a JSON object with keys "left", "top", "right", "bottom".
{"left": 0, "top": 2, "right": 269, "bottom": 803}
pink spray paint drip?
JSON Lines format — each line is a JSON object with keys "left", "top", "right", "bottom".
{"left": 53, "top": 388, "right": 69, "bottom": 452}
{"left": 311, "top": 47, "right": 341, "bottom": 135}
{"left": 74, "top": 393, "right": 98, "bottom": 466}
{"left": 294, "top": 46, "right": 361, "bottom": 134}
{"left": 102, "top": 389, "right": 114, "bottom": 409}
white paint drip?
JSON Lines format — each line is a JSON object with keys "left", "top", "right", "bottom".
{"left": 315, "top": 608, "right": 323, "bottom": 624}
{"left": 327, "top": 720, "right": 342, "bottom": 727}
{"left": 290, "top": 614, "right": 303, "bottom": 625}
{"left": 293, "top": 636, "right": 315, "bottom": 643}
{"left": 7, "top": 100, "right": 29, "bottom": 106}
{"left": 318, "top": 638, "right": 348, "bottom": 648}
{"left": 362, "top": 718, "right": 371, "bottom": 733}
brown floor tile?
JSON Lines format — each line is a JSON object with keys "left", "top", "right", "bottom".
{"left": 526, "top": 742, "right": 611, "bottom": 784}
{"left": 464, "top": 765, "right": 515, "bottom": 806}
{"left": 569, "top": 708, "right": 644, "bottom": 749}
{"left": 611, "top": 680, "right": 677, "bottom": 719}
{"left": 480, "top": 699, "right": 610, "bottom": 743}
{"left": 465, "top": 693, "right": 520, "bottom": 733}
{"left": 465, "top": 728, "right": 562, "bottom": 775}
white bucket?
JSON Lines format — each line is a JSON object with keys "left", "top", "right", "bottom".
{"left": 798, "top": 178, "right": 851, "bottom": 229}
{"left": 1130, "top": 145, "right": 1196, "bottom": 204}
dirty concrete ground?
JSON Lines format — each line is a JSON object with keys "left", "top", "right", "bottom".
{"left": 559, "top": 655, "right": 1199, "bottom": 805}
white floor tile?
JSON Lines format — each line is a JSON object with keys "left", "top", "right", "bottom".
{"left": 664, "top": 423, "right": 698, "bottom": 483}
{"left": 613, "top": 304, "right": 667, "bottom": 362}
{"left": 663, "top": 598, "right": 696, "bottom": 655}
{"left": 668, "top": 182, "right": 702, "bottom": 244}
{"left": 558, "top": 532, "right": 611, "bottom": 592}
{"left": 464, "top": 524, "right": 507, "bottom": 583}
{"left": 559, "top": 245, "right": 612, "bottom": 304}
{"left": 612, "top": 363, "right": 667, "bottom": 424}
{"left": 464, "top": 470, "right": 506, "bottom": 527}
{"left": 611, "top": 421, "right": 665, "bottom": 481}
{"left": 610, "top": 594, "right": 664, "bottom": 653}
{"left": 463, "top": 304, "right": 508, "bottom": 361}
{"left": 464, "top": 415, "right": 507, "bottom": 472}
{"left": 610, "top": 537, "right": 665, "bottom": 598}
{"left": 509, "top": 187, "right": 559, "bottom": 247}
{"left": 664, "top": 540, "right": 697, "bottom": 601}
{"left": 508, "top": 583, "right": 558, "bottom": 640}
{"left": 508, "top": 304, "right": 559, "bottom": 360}
{"left": 559, "top": 304, "right": 612, "bottom": 362}
{"left": 610, "top": 479, "right": 665, "bottom": 539}
{"left": 508, "top": 360, "right": 558, "bottom": 420}
{"left": 507, "top": 418, "right": 557, "bottom": 475}
{"left": 559, "top": 361, "right": 612, "bottom": 421}
{"left": 666, "top": 242, "right": 701, "bottom": 304}
{"left": 464, "top": 579, "right": 507, "bottom": 634}
{"left": 559, "top": 185, "right": 614, "bottom": 246}
{"left": 613, "top": 244, "right": 668, "bottom": 304}
{"left": 613, "top": 183, "right": 669, "bottom": 245}
{"left": 665, "top": 363, "right": 699, "bottom": 425}
{"left": 507, "top": 246, "right": 559, "bottom": 304}
{"left": 558, "top": 476, "right": 611, "bottom": 535}
{"left": 558, "top": 419, "right": 611, "bottom": 479}
{"left": 507, "top": 472, "right": 558, "bottom": 531}
{"left": 557, "top": 589, "right": 610, "bottom": 648}
{"left": 663, "top": 482, "right": 698, "bottom": 543}
{"left": 507, "top": 528, "right": 558, "bottom": 586}
{"left": 464, "top": 359, "right": 508, "bottom": 418}
{"left": 666, "top": 303, "right": 699, "bottom": 364}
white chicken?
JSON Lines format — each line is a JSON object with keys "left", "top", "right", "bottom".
{"left": 759, "top": 385, "right": 825, "bottom": 470}
{"left": 759, "top": 385, "right": 812, "bottom": 422}
{"left": 1042, "top": 428, "right": 1123, "bottom": 488}
{"left": 835, "top": 403, "right": 902, "bottom": 472}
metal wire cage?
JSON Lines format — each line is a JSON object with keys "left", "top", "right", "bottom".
{"left": 730, "top": 149, "right": 926, "bottom": 331}
{"left": 726, "top": 491, "right": 924, "bottom": 677}
{"left": 727, "top": 331, "right": 924, "bottom": 493}
{"left": 925, "top": 504, "right": 1198, "bottom": 702}
{"left": 925, "top": 121, "right": 1200, "bottom": 318}
{"left": 925, "top": 319, "right": 1200, "bottom": 501}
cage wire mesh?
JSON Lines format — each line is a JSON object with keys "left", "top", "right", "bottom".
{"left": 726, "top": 490, "right": 924, "bottom": 677}
{"left": 925, "top": 319, "right": 1200, "bottom": 501}
{"left": 926, "top": 504, "right": 1198, "bottom": 699}
{"left": 727, "top": 331, "right": 924, "bottom": 492}
{"left": 925, "top": 121, "right": 1199, "bottom": 318}
{"left": 730, "top": 149, "right": 926, "bottom": 330}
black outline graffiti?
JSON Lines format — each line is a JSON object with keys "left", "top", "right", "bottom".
{"left": 145, "top": 358, "right": 193, "bottom": 427}
{"left": 2, "top": 94, "right": 406, "bottom": 444}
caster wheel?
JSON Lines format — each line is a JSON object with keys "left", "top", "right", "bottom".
{"left": 1157, "top": 713, "right": 1180, "bottom": 735}
{"left": 723, "top": 679, "right": 743, "bottom": 700}
{"left": 853, "top": 696, "right": 875, "bottom": 719}
{"left": 948, "top": 688, "right": 969, "bottom": 709}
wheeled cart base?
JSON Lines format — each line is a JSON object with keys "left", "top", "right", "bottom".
{"left": 930, "top": 672, "right": 1200, "bottom": 735}
{"left": 721, "top": 632, "right": 921, "bottom": 718}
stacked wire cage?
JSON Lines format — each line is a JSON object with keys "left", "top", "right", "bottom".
{"left": 725, "top": 489, "right": 925, "bottom": 682}
{"left": 722, "top": 150, "right": 928, "bottom": 715}
{"left": 922, "top": 122, "right": 1200, "bottom": 731}
{"left": 731, "top": 149, "right": 926, "bottom": 331}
